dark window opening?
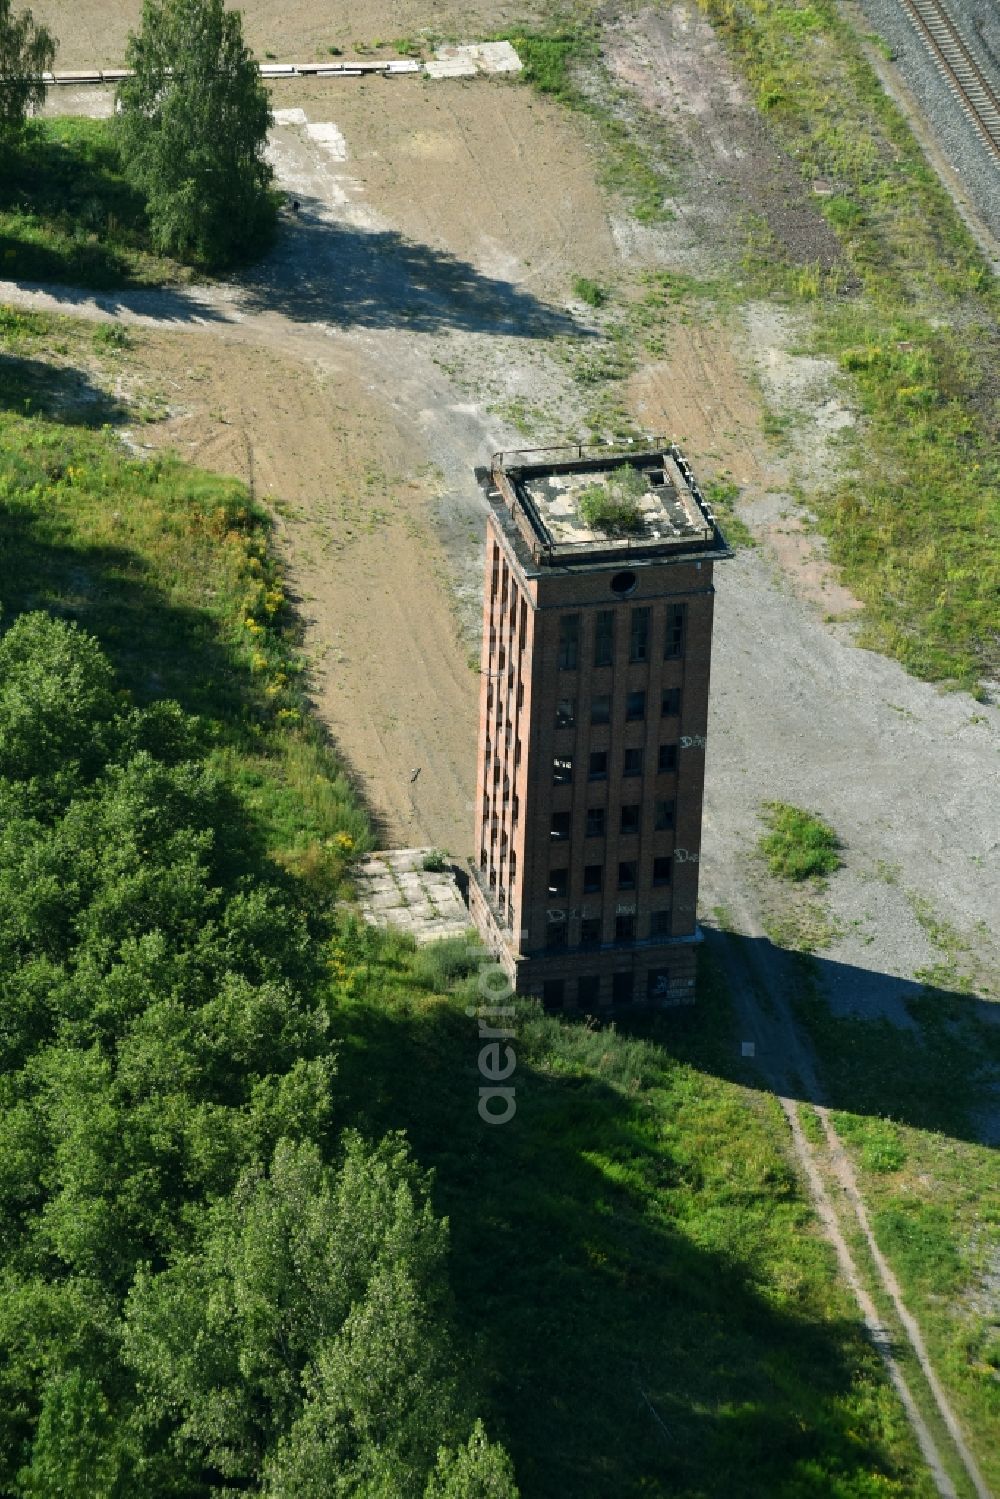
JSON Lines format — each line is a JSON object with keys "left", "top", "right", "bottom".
{"left": 612, "top": 971, "right": 634, "bottom": 1004}
{"left": 661, "top": 686, "right": 681, "bottom": 717}
{"left": 658, "top": 744, "right": 678, "bottom": 774}
{"left": 650, "top": 909, "right": 672, "bottom": 938}
{"left": 577, "top": 974, "right": 601, "bottom": 1007}
{"left": 591, "top": 694, "right": 611, "bottom": 726}
{"left": 629, "top": 607, "right": 650, "bottom": 663}
{"left": 594, "top": 610, "right": 614, "bottom": 668}
{"left": 546, "top": 917, "right": 567, "bottom": 951}
{"left": 626, "top": 689, "right": 646, "bottom": 721}
{"left": 589, "top": 751, "right": 608, "bottom": 781}
{"left": 583, "top": 865, "right": 603, "bottom": 895}
{"left": 653, "top": 856, "right": 672, "bottom": 887}
{"left": 555, "top": 697, "right": 576, "bottom": 729}
{"left": 542, "top": 979, "right": 565, "bottom": 1008}
{"left": 654, "top": 798, "right": 675, "bottom": 831}
{"left": 553, "top": 755, "right": 573, "bottom": 786}
{"left": 558, "top": 614, "right": 580, "bottom": 670}
{"left": 580, "top": 918, "right": 602, "bottom": 947}
{"left": 548, "top": 869, "right": 568, "bottom": 898}
{"left": 550, "top": 811, "right": 570, "bottom": 841}
{"left": 618, "top": 861, "right": 637, "bottom": 891}
{"left": 620, "top": 805, "right": 640, "bottom": 836}
{"left": 623, "top": 748, "right": 643, "bottom": 778}
{"left": 610, "top": 570, "right": 637, "bottom": 597}
{"left": 585, "top": 807, "right": 606, "bottom": 838}
{"left": 615, "top": 914, "right": 636, "bottom": 943}
{"left": 664, "top": 603, "right": 686, "bottom": 660}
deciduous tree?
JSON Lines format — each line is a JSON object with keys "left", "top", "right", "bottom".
{"left": 0, "top": 0, "right": 55, "bottom": 146}
{"left": 116, "top": 0, "right": 273, "bottom": 266}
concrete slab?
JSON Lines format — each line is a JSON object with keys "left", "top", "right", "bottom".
{"left": 305, "top": 121, "right": 348, "bottom": 160}
{"left": 468, "top": 41, "right": 523, "bottom": 74}
{"left": 425, "top": 56, "right": 478, "bottom": 79}
{"left": 425, "top": 42, "right": 522, "bottom": 80}
{"left": 348, "top": 848, "right": 470, "bottom": 947}
{"left": 367, "top": 889, "right": 402, "bottom": 911}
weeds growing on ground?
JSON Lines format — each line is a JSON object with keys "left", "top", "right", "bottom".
{"left": 759, "top": 801, "right": 842, "bottom": 882}
{"left": 692, "top": 0, "right": 1000, "bottom": 689}
{"left": 0, "top": 118, "right": 187, "bottom": 289}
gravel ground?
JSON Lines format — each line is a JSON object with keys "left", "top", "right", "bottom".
{"left": 849, "top": 0, "right": 1000, "bottom": 244}
{"left": 25, "top": 30, "right": 999, "bottom": 1041}
{"left": 703, "top": 538, "right": 999, "bottom": 974}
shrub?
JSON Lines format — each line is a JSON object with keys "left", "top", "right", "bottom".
{"left": 758, "top": 801, "right": 842, "bottom": 881}
{"left": 411, "top": 936, "right": 480, "bottom": 990}
{"left": 577, "top": 465, "right": 648, "bottom": 536}
{"left": 573, "top": 276, "right": 608, "bottom": 308}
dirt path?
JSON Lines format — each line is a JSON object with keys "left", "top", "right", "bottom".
{"left": 8, "top": 28, "right": 998, "bottom": 1495}
{"left": 702, "top": 870, "right": 992, "bottom": 1499}
{"left": 34, "top": 0, "right": 545, "bottom": 70}
{"left": 19, "top": 84, "right": 617, "bottom": 850}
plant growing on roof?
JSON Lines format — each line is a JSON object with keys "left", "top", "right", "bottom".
{"left": 577, "top": 464, "right": 648, "bottom": 536}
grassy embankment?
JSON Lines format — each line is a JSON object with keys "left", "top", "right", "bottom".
{"left": 793, "top": 958, "right": 1000, "bottom": 1495}
{"left": 745, "top": 795, "right": 998, "bottom": 1481}
{"left": 0, "top": 305, "right": 941, "bottom": 1494}
{"left": 493, "top": 33, "right": 1000, "bottom": 1460}
{"left": 0, "top": 118, "right": 190, "bottom": 288}
{"left": 504, "top": 3, "right": 999, "bottom": 691}
{"left": 0, "top": 305, "right": 367, "bottom": 875}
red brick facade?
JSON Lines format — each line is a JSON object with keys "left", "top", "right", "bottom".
{"left": 470, "top": 448, "right": 729, "bottom": 1010}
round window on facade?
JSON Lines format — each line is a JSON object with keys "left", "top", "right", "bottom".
{"left": 610, "top": 570, "right": 637, "bottom": 597}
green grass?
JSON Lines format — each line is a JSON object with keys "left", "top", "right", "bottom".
{"left": 0, "top": 307, "right": 368, "bottom": 883}
{"left": 0, "top": 307, "right": 945, "bottom": 1496}
{"left": 689, "top": 0, "right": 999, "bottom": 689}
{"left": 327, "top": 934, "right": 936, "bottom": 1495}
{"left": 497, "top": 24, "right": 674, "bottom": 225}
{"left": 572, "top": 274, "right": 608, "bottom": 308}
{"left": 703, "top": 477, "right": 756, "bottom": 549}
{"left": 758, "top": 801, "right": 843, "bottom": 881}
{"left": 828, "top": 1113, "right": 1000, "bottom": 1492}
{"left": 0, "top": 118, "right": 189, "bottom": 290}
{"left": 785, "top": 946, "right": 1000, "bottom": 1490}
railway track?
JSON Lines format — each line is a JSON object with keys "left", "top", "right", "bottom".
{"left": 900, "top": 0, "right": 1000, "bottom": 163}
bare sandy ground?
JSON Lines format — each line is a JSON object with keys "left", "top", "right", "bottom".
{"left": 119, "top": 329, "right": 479, "bottom": 850}
{"left": 10, "top": 24, "right": 998, "bottom": 1486}
{"left": 20, "top": 27, "right": 997, "bottom": 997}
{"left": 26, "top": 80, "right": 617, "bottom": 853}
{"left": 34, "top": 0, "right": 544, "bottom": 69}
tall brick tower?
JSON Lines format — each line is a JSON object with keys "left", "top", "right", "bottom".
{"left": 468, "top": 443, "right": 731, "bottom": 1010}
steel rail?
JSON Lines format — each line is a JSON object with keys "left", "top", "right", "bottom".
{"left": 900, "top": 0, "right": 1000, "bottom": 163}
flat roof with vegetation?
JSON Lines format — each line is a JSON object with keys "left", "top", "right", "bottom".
{"left": 489, "top": 442, "right": 731, "bottom": 568}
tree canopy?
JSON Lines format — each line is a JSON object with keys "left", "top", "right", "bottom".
{"left": 0, "top": 612, "right": 516, "bottom": 1496}
{"left": 0, "top": 0, "right": 56, "bottom": 145}
{"left": 116, "top": 0, "right": 274, "bottom": 266}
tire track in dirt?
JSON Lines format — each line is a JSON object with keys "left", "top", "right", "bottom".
{"left": 702, "top": 841, "right": 993, "bottom": 1499}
